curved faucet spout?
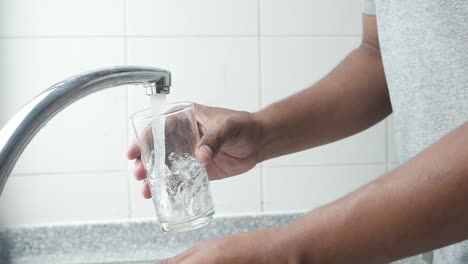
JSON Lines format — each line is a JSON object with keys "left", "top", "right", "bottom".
{"left": 0, "top": 66, "right": 171, "bottom": 194}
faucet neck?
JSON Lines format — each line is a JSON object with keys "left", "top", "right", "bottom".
{"left": 0, "top": 66, "right": 171, "bottom": 195}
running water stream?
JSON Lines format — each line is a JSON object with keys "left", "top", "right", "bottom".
{"left": 150, "top": 95, "right": 166, "bottom": 188}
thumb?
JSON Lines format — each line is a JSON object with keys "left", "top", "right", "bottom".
{"left": 195, "top": 127, "right": 228, "bottom": 164}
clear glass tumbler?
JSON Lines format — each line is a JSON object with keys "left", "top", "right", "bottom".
{"left": 130, "top": 102, "right": 215, "bottom": 232}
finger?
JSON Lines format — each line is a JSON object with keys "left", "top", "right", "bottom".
{"left": 135, "top": 159, "right": 147, "bottom": 180}
{"left": 194, "top": 104, "right": 220, "bottom": 164}
{"left": 194, "top": 104, "right": 208, "bottom": 138}
{"left": 195, "top": 145, "right": 213, "bottom": 164}
{"left": 142, "top": 181, "right": 152, "bottom": 199}
{"left": 127, "top": 142, "right": 141, "bottom": 160}
{"left": 196, "top": 125, "right": 230, "bottom": 164}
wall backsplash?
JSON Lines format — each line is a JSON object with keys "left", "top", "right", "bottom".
{"left": 0, "top": 0, "right": 398, "bottom": 227}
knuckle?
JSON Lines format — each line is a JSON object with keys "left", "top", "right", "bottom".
{"left": 223, "top": 116, "right": 239, "bottom": 130}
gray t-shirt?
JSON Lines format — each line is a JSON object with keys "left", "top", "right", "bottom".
{"left": 363, "top": 0, "right": 468, "bottom": 263}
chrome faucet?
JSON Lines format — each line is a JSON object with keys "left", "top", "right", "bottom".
{"left": 0, "top": 66, "right": 171, "bottom": 195}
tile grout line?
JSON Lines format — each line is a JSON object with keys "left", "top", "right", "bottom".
{"left": 385, "top": 118, "right": 389, "bottom": 172}
{"left": 263, "top": 162, "right": 388, "bottom": 169}
{"left": 0, "top": 34, "right": 361, "bottom": 39}
{"left": 9, "top": 161, "right": 386, "bottom": 178}
{"left": 11, "top": 170, "right": 128, "bottom": 177}
{"left": 257, "top": 0, "right": 265, "bottom": 213}
{"left": 125, "top": 34, "right": 361, "bottom": 38}
{"left": 123, "top": 0, "right": 132, "bottom": 220}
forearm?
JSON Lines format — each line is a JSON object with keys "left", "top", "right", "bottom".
{"left": 282, "top": 122, "right": 468, "bottom": 263}
{"left": 255, "top": 43, "right": 391, "bottom": 162}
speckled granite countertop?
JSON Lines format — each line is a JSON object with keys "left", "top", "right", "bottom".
{"left": 0, "top": 213, "right": 301, "bottom": 264}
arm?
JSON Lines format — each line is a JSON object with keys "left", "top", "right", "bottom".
{"left": 256, "top": 15, "right": 391, "bottom": 161}
{"left": 280, "top": 122, "right": 468, "bottom": 263}
{"left": 131, "top": 16, "right": 388, "bottom": 189}
{"left": 161, "top": 15, "right": 467, "bottom": 264}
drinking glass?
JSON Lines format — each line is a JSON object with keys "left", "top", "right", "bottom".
{"left": 130, "top": 102, "right": 215, "bottom": 232}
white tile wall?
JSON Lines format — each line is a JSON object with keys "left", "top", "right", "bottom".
{"left": 210, "top": 169, "right": 262, "bottom": 214}
{"left": 127, "top": 37, "right": 260, "bottom": 113}
{"left": 260, "top": 0, "right": 362, "bottom": 36}
{"left": 387, "top": 162, "right": 400, "bottom": 172}
{"left": 265, "top": 121, "right": 386, "bottom": 166}
{"left": 128, "top": 172, "right": 156, "bottom": 219}
{"left": 127, "top": 0, "right": 258, "bottom": 36}
{"left": 387, "top": 115, "right": 400, "bottom": 172}
{"left": 0, "top": 172, "right": 129, "bottom": 226}
{"left": 387, "top": 115, "right": 399, "bottom": 163}
{"left": 263, "top": 165, "right": 386, "bottom": 211}
{"left": 0, "top": 0, "right": 393, "bottom": 227}
{"left": 261, "top": 36, "right": 385, "bottom": 165}
{"left": 261, "top": 36, "right": 361, "bottom": 105}
{"left": 0, "top": 0, "right": 125, "bottom": 36}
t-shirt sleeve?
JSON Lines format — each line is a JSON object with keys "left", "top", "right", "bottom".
{"left": 362, "top": 0, "right": 376, "bottom": 15}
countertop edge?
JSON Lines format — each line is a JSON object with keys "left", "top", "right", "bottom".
{"left": 0, "top": 212, "right": 303, "bottom": 264}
